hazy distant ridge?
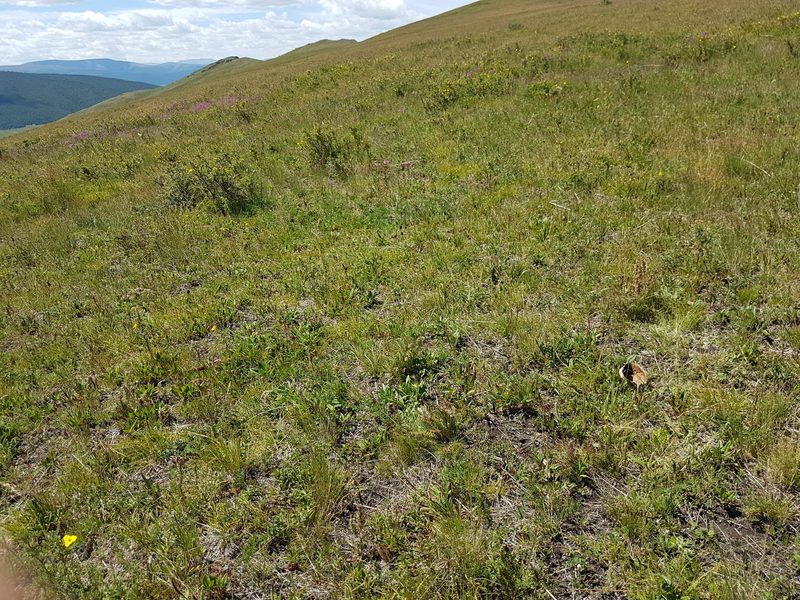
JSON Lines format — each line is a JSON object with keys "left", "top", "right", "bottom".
{"left": 0, "top": 58, "right": 212, "bottom": 86}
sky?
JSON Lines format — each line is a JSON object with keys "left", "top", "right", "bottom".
{"left": 0, "top": 0, "right": 469, "bottom": 65}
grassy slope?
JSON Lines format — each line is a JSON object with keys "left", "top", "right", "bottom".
{"left": 2, "top": 0, "right": 800, "bottom": 597}
{"left": 0, "top": 126, "right": 36, "bottom": 139}
{"left": 0, "top": 72, "right": 156, "bottom": 130}
{"left": 272, "top": 40, "right": 358, "bottom": 65}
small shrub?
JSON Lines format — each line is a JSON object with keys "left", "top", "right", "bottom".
{"left": 161, "top": 154, "right": 264, "bottom": 215}
{"left": 302, "top": 126, "right": 369, "bottom": 177}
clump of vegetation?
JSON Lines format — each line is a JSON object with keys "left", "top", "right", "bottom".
{"left": 302, "top": 126, "right": 370, "bottom": 176}
{"left": 161, "top": 153, "right": 265, "bottom": 215}
{"left": 425, "top": 63, "right": 516, "bottom": 109}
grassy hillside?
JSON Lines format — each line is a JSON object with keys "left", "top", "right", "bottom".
{"left": 1, "top": 0, "right": 800, "bottom": 597}
{"left": 0, "top": 72, "right": 156, "bottom": 130}
{"left": 0, "top": 126, "right": 35, "bottom": 139}
{"left": 271, "top": 40, "right": 358, "bottom": 65}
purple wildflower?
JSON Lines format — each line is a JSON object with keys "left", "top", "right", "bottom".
{"left": 65, "top": 130, "right": 90, "bottom": 148}
{"left": 217, "top": 95, "right": 238, "bottom": 107}
{"left": 191, "top": 101, "right": 212, "bottom": 113}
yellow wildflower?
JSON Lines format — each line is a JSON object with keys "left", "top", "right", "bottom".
{"left": 62, "top": 534, "right": 78, "bottom": 548}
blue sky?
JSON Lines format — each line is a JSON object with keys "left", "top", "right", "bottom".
{"left": 0, "top": 1, "right": 469, "bottom": 64}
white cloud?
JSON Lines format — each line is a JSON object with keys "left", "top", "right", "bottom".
{"left": 0, "top": 0, "right": 466, "bottom": 64}
{"left": 146, "top": 1, "right": 301, "bottom": 6}
{"left": 58, "top": 10, "right": 197, "bottom": 32}
{"left": 319, "top": 0, "right": 406, "bottom": 20}
{"left": 0, "top": 0, "right": 76, "bottom": 6}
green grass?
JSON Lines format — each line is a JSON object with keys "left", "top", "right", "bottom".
{"left": 1, "top": 0, "right": 800, "bottom": 597}
{"left": 0, "top": 126, "right": 36, "bottom": 139}
{"left": 271, "top": 40, "right": 358, "bottom": 65}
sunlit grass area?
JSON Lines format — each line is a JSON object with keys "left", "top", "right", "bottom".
{"left": 1, "top": 0, "right": 800, "bottom": 596}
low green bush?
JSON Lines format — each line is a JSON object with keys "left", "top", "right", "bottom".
{"left": 302, "top": 126, "right": 370, "bottom": 177}
{"left": 161, "top": 154, "right": 264, "bottom": 215}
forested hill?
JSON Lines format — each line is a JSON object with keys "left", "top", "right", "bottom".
{"left": 0, "top": 71, "right": 155, "bottom": 130}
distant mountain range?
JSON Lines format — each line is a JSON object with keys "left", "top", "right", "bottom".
{"left": 0, "top": 72, "right": 156, "bottom": 130}
{"left": 0, "top": 58, "right": 213, "bottom": 87}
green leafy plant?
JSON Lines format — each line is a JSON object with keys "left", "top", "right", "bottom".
{"left": 161, "top": 153, "right": 265, "bottom": 215}
{"left": 302, "top": 126, "right": 370, "bottom": 176}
